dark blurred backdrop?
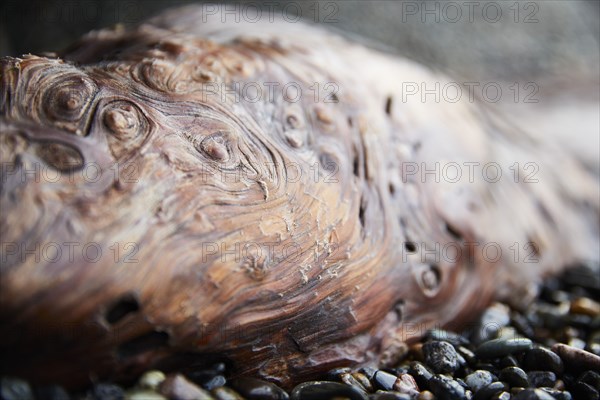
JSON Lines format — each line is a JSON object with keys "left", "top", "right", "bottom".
{"left": 1, "top": 0, "right": 599, "bottom": 85}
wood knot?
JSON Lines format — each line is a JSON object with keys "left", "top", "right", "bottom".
{"left": 103, "top": 103, "right": 141, "bottom": 139}
{"left": 42, "top": 75, "right": 97, "bottom": 135}
{"left": 201, "top": 134, "right": 229, "bottom": 162}
{"left": 415, "top": 264, "right": 442, "bottom": 298}
{"left": 284, "top": 130, "right": 304, "bottom": 148}
{"left": 102, "top": 100, "right": 149, "bottom": 159}
{"left": 35, "top": 141, "right": 84, "bottom": 172}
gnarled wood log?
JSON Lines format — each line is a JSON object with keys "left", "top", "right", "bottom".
{"left": 0, "top": 5, "right": 598, "bottom": 389}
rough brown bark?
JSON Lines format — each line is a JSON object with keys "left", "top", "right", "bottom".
{"left": 0, "top": 5, "right": 598, "bottom": 389}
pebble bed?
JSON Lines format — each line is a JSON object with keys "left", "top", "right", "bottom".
{"left": 1, "top": 265, "right": 599, "bottom": 400}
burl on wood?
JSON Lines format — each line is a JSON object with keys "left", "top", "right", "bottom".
{"left": 0, "top": 5, "right": 598, "bottom": 389}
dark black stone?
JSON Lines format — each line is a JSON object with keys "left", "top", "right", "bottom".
{"left": 425, "top": 329, "right": 470, "bottom": 347}
{"left": 373, "top": 371, "right": 397, "bottom": 391}
{"left": 231, "top": 377, "right": 289, "bottom": 400}
{"left": 512, "top": 312, "right": 536, "bottom": 339}
{"left": 203, "top": 375, "right": 226, "bottom": 391}
{"left": 538, "top": 388, "right": 572, "bottom": 400}
{"left": 476, "top": 338, "right": 533, "bottom": 359}
{"left": 338, "top": 373, "right": 368, "bottom": 394}
{"left": 571, "top": 382, "right": 599, "bottom": 400}
{"left": 327, "top": 367, "right": 352, "bottom": 380}
{"left": 429, "top": 374, "right": 466, "bottom": 400}
{"left": 527, "top": 371, "right": 556, "bottom": 388}
{"left": 512, "top": 388, "right": 556, "bottom": 400}
{"left": 465, "top": 370, "right": 494, "bottom": 393}
{"left": 499, "top": 367, "right": 529, "bottom": 388}
{"left": 458, "top": 346, "right": 477, "bottom": 365}
{"left": 34, "top": 385, "right": 70, "bottom": 400}
{"left": 473, "top": 382, "right": 506, "bottom": 400}
{"left": 580, "top": 370, "right": 600, "bottom": 390}
{"left": 0, "top": 377, "right": 34, "bottom": 400}
{"left": 369, "top": 392, "right": 412, "bottom": 400}
{"left": 474, "top": 362, "right": 498, "bottom": 375}
{"left": 523, "top": 347, "right": 564, "bottom": 375}
{"left": 473, "top": 304, "right": 511, "bottom": 344}
{"left": 498, "top": 355, "right": 519, "bottom": 369}
{"left": 290, "top": 381, "right": 368, "bottom": 400}
{"left": 359, "top": 367, "right": 378, "bottom": 381}
{"left": 185, "top": 362, "right": 227, "bottom": 386}
{"left": 566, "top": 314, "right": 593, "bottom": 329}
{"left": 408, "top": 362, "right": 433, "bottom": 389}
{"left": 490, "top": 391, "right": 511, "bottom": 400}
{"left": 423, "top": 341, "right": 461, "bottom": 373}
{"left": 88, "top": 383, "right": 124, "bottom": 400}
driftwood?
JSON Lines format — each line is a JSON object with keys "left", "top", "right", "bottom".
{"left": 0, "top": 5, "right": 598, "bottom": 389}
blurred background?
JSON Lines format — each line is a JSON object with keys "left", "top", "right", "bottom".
{"left": 1, "top": 0, "right": 598, "bottom": 84}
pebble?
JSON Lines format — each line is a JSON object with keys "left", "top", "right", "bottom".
{"left": 570, "top": 297, "right": 600, "bottom": 317}
{"left": 580, "top": 370, "right": 600, "bottom": 390}
{"left": 475, "top": 338, "right": 533, "bottom": 359}
{"left": 473, "top": 362, "right": 496, "bottom": 373}
{"left": 457, "top": 346, "right": 477, "bottom": 365}
{"left": 34, "top": 385, "right": 70, "bottom": 400}
{"left": 370, "top": 391, "right": 412, "bottom": 400}
{"left": 512, "top": 388, "right": 556, "bottom": 400}
{"left": 490, "top": 392, "right": 511, "bottom": 400}
{"left": 423, "top": 341, "right": 461, "bottom": 373}
{"left": 139, "top": 370, "right": 166, "bottom": 390}
{"left": 290, "top": 381, "right": 368, "bottom": 400}
{"left": 352, "top": 372, "right": 373, "bottom": 392}
{"left": 186, "top": 363, "right": 226, "bottom": 386}
{"left": 213, "top": 387, "right": 245, "bottom": 400}
{"left": 327, "top": 367, "right": 351, "bottom": 379}
{"left": 417, "top": 390, "right": 435, "bottom": 400}
{"left": 523, "top": 346, "right": 564, "bottom": 375}
{"left": 511, "top": 312, "right": 536, "bottom": 339}
{"left": 393, "top": 374, "right": 419, "bottom": 396}
{"left": 527, "top": 371, "right": 556, "bottom": 388}
{"left": 551, "top": 343, "right": 600, "bottom": 370}
{"left": 473, "top": 302, "right": 511, "bottom": 344}
{"left": 566, "top": 313, "right": 593, "bottom": 329}
{"left": 359, "top": 367, "right": 378, "bottom": 381}
{"left": 125, "top": 390, "right": 167, "bottom": 400}
{"left": 425, "top": 329, "right": 470, "bottom": 347}
{"left": 88, "top": 383, "right": 125, "bottom": 400}
{"left": 465, "top": 370, "right": 494, "bottom": 393}
{"left": 567, "top": 337, "right": 587, "bottom": 350}
{"left": 0, "top": 377, "right": 34, "bottom": 400}
{"left": 203, "top": 375, "right": 227, "bottom": 391}
{"left": 428, "top": 374, "right": 466, "bottom": 400}
{"left": 498, "top": 355, "right": 519, "bottom": 369}
{"left": 499, "top": 367, "right": 529, "bottom": 388}
{"left": 230, "top": 377, "right": 289, "bottom": 400}
{"left": 408, "top": 362, "right": 433, "bottom": 389}
{"left": 340, "top": 372, "right": 368, "bottom": 393}
{"left": 570, "top": 382, "right": 599, "bottom": 400}
{"left": 563, "top": 264, "right": 600, "bottom": 290}
{"left": 159, "top": 374, "right": 214, "bottom": 400}
{"left": 374, "top": 371, "right": 398, "bottom": 391}
{"left": 538, "top": 388, "right": 572, "bottom": 400}
{"left": 473, "top": 382, "right": 506, "bottom": 400}
{"left": 589, "top": 342, "right": 600, "bottom": 356}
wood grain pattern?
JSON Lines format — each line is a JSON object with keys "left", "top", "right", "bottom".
{"left": 0, "top": 5, "right": 598, "bottom": 389}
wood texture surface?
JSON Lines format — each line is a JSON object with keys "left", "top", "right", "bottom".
{"left": 0, "top": 5, "right": 598, "bottom": 388}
